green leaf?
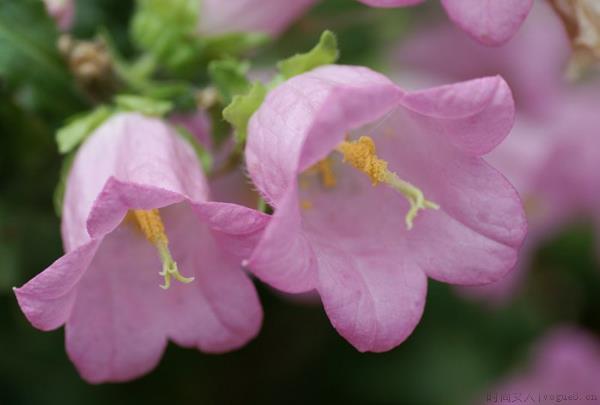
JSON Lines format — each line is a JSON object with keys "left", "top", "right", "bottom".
{"left": 203, "top": 32, "right": 270, "bottom": 59}
{"left": 131, "top": 0, "right": 203, "bottom": 74}
{"left": 277, "top": 30, "right": 339, "bottom": 79}
{"left": 223, "top": 82, "right": 267, "bottom": 144}
{"left": 53, "top": 152, "right": 76, "bottom": 217}
{"left": 56, "top": 106, "right": 113, "bottom": 154}
{"left": 115, "top": 95, "right": 173, "bottom": 116}
{"left": 208, "top": 59, "right": 251, "bottom": 105}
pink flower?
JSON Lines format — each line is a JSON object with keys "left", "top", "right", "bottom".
{"left": 481, "top": 327, "right": 600, "bottom": 404}
{"left": 198, "top": 0, "right": 318, "bottom": 36}
{"left": 357, "top": 0, "right": 533, "bottom": 46}
{"left": 14, "top": 113, "right": 268, "bottom": 383}
{"left": 44, "top": 0, "right": 75, "bottom": 31}
{"left": 395, "top": 2, "right": 600, "bottom": 303}
{"left": 244, "top": 65, "right": 527, "bottom": 352}
{"left": 395, "top": 1, "right": 570, "bottom": 117}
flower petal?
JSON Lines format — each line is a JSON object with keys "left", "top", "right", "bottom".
{"left": 317, "top": 244, "right": 427, "bottom": 352}
{"left": 160, "top": 203, "right": 263, "bottom": 353}
{"left": 400, "top": 76, "right": 515, "bottom": 155}
{"left": 246, "top": 65, "right": 402, "bottom": 204}
{"left": 65, "top": 224, "right": 168, "bottom": 383}
{"left": 62, "top": 112, "right": 209, "bottom": 250}
{"left": 13, "top": 240, "right": 100, "bottom": 331}
{"left": 198, "top": 0, "right": 317, "bottom": 36}
{"left": 441, "top": 0, "right": 533, "bottom": 46}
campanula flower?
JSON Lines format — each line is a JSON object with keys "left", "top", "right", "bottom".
{"left": 14, "top": 113, "right": 268, "bottom": 383}
{"left": 244, "top": 65, "right": 527, "bottom": 351}
{"left": 395, "top": 1, "right": 600, "bottom": 303}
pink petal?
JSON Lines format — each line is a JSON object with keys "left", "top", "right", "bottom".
{"left": 395, "top": 1, "right": 570, "bottom": 117}
{"left": 198, "top": 0, "right": 317, "bottom": 36}
{"left": 160, "top": 203, "right": 263, "bottom": 353}
{"left": 317, "top": 244, "right": 427, "bottom": 352}
{"left": 13, "top": 240, "right": 100, "bottom": 331}
{"left": 399, "top": 76, "right": 515, "bottom": 156}
{"left": 65, "top": 223, "right": 168, "bottom": 383}
{"left": 62, "top": 113, "right": 210, "bottom": 250}
{"left": 66, "top": 202, "right": 263, "bottom": 383}
{"left": 247, "top": 188, "right": 318, "bottom": 293}
{"left": 441, "top": 0, "right": 534, "bottom": 46}
{"left": 246, "top": 65, "right": 402, "bottom": 204}
{"left": 355, "top": 0, "right": 424, "bottom": 7}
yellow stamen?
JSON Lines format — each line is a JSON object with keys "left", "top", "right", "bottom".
{"left": 315, "top": 158, "right": 337, "bottom": 188}
{"left": 336, "top": 136, "right": 439, "bottom": 230}
{"left": 132, "top": 209, "right": 194, "bottom": 289}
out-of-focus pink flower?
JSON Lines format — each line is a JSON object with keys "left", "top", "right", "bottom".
{"left": 245, "top": 65, "right": 526, "bottom": 352}
{"left": 481, "top": 327, "right": 600, "bottom": 404}
{"left": 198, "top": 0, "right": 318, "bottom": 36}
{"left": 395, "top": 1, "right": 571, "bottom": 118}
{"left": 14, "top": 113, "right": 268, "bottom": 383}
{"left": 358, "top": 0, "right": 533, "bottom": 46}
{"left": 44, "top": 0, "right": 75, "bottom": 31}
{"left": 395, "top": 1, "right": 600, "bottom": 304}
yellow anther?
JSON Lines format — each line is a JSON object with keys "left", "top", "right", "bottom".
{"left": 336, "top": 136, "right": 440, "bottom": 230}
{"left": 132, "top": 209, "right": 194, "bottom": 289}
{"left": 132, "top": 209, "right": 168, "bottom": 245}
{"left": 337, "top": 136, "right": 388, "bottom": 185}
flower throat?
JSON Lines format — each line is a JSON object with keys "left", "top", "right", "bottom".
{"left": 314, "top": 136, "right": 439, "bottom": 230}
{"left": 131, "top": 209, "right": 194, "bottom": 289}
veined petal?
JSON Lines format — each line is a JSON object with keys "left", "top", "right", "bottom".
{"left": 441, "top": 0, "right": 534, "bottom": 46}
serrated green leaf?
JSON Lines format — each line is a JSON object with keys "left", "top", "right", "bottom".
{"left": 223, "top": 82, "right": 267, "bottom": 144}
{"left": 208, "top": 59, "right": 251, "bottom": 105}
{"left": 115, "top": 95, "right": 173, "bottom": 116}
{"left": 278, "top": 30, "right": 339, "bottom": 79}
{"left": 56, "top": 106, "right": 113, "bottom": 154}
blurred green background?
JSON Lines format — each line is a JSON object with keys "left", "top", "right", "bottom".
{"left": 1, "top": 0, "right": 599, "bottom": 404}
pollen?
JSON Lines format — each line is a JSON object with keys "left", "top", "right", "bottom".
{"left": 306, "top": 157, "right": 337, "bottom": 189}
{"left": 336, "top": 135, "right": 440, "bottom": 230}
{"left": 132, "top": 209, "right": 194, "bottom": 289}
{"left": 337, "top": 136, "right": 388, "bottom": 185}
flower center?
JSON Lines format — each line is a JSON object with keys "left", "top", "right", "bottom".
{"left": 336, "top": 136, "right": 439, "bottom": 230}
{"left": 131, "top": 209, "right": 194, "bottom": 289}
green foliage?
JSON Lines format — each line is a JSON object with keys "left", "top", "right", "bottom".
{"left": 0, "top": 0, "right": 79, "bottom": 115}
{"left": 55, "top": 106, "right": 113, "bottom": 154}
{"left": 223, "top": 82, "right": 267, "bottom": 144}
{"left": 208, "top": 59, "right": 251, "bottom": 105}
{"left": 115, "top": 95, "right": 173, "bottom": 116}
{"left": 131, "top": 0, "right": 202, "bottom": 75}
{"left": 277, "top": 30, "right": 339, "bottom": 79}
